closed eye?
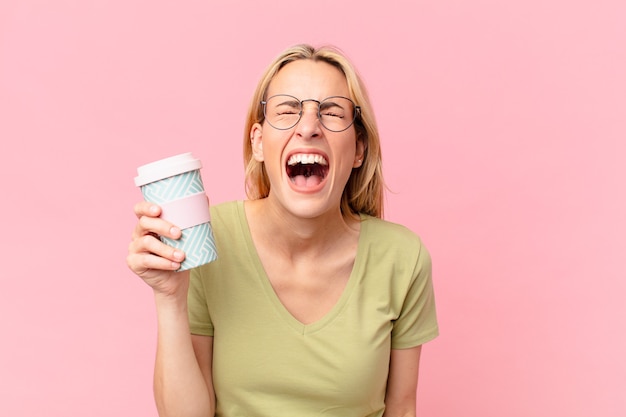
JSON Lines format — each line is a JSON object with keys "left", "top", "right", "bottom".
{"left": 320, "top": 101, "right": 346, "bottom": 118}
{"left": 321, "top": 107, "right": 345, "bottom": 118}
{"left": 274, "top": 99, "right": 301, "bottom": 115}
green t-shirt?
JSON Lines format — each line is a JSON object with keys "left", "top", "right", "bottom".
{"left": 189, "top": 201, "right": 438, "bottom": 417}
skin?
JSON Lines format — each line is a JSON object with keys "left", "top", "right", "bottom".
{"left": 246, "top": 60, "right": 365, "bottom": 324}
{"left": 127, "top": 59, "right": 423, "bottom": 417}
{"left": 250, "top": 60, "right": 364, "bottom": 227}
{"left": 128, "top": 204, "right": 214, "bottom": 417}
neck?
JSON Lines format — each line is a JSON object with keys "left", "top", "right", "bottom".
{"left": 244, "top": 198, "right": 360, "bottom": 259}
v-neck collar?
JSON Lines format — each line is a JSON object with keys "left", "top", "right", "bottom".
{"left": 236, "top": 200, "right": 366, "bottom": 335}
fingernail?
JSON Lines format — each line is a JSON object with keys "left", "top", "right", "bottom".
{"left": 150, "top": 205, "right": 159, "bottom": 215}
{"left": 170, "top": 226, "right": 181, "bottom": 237}
{"left": 173, "top": 250, "right": 184, "bottom": 260}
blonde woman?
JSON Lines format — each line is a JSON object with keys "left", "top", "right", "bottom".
{"left": 127, "top": 44, "right": 438, "bottom": 417}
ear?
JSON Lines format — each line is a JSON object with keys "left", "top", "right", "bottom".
{"left": 353, "top": 138, "right": 366, "bottom": 168}
{"left": 251, "top": 123, "right": 264, "bottom": 162}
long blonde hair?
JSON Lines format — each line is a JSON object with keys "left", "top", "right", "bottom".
{"left": 243, "top": 44, "right": 385, "bottom": 218}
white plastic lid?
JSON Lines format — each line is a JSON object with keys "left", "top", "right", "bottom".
{"left": 134, "top": 152, "right": 203, "bottom": 186}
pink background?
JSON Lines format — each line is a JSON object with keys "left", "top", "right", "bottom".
{"left": 1, "top": 1, "right": 624, "bottom": 416}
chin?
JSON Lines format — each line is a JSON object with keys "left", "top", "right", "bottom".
{"left": 279, "top": 193, "right": 339, "bottom": 220}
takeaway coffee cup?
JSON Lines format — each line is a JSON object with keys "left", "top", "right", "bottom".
{"left": 134, "top": 152, "right": 218, "bottom": 271}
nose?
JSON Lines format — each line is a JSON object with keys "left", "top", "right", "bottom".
{"left": 295, "top": 100, "right": 322, "bottom": 138}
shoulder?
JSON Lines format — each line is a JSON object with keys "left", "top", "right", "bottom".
{"left": 360, "top": 215, "right": 428, "bottom": 256}
{"left": 209, "top": 200, "right": 241, "bottom": 217}
{"left": 358, "top": 215, "right": 432, "bottom": 281}
{"left": 206, "top": 201, "right": 248, "bottom": 246}
{"left": 194, "top": 200, "right": 248, "bottom": 280}
{"left": 209, "top": 200, "right": 243, "bottom": 226}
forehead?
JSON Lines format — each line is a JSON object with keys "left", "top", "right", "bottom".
{"left": 266, "top": 59, "right": 350, "bottom": 99}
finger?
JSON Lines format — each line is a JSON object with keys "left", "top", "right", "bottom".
{"left": 129, "top": 234, "right": 186, "bottom": 263}
{"left": 127, "top": 250, "right": 182, "bottom": 274}
{"left": 133, "top": 201, "right": 161, "bottom": 219}
{"left": 132, "top": 215, "right": 182, "bottom": 241}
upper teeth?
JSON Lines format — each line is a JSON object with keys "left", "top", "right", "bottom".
{"left": 287, "top": 154, "right": 328, "bottom": 166}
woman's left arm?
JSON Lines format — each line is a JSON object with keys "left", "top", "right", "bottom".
{"left": 382, "top": 345, "right": 423, "bottom": 417}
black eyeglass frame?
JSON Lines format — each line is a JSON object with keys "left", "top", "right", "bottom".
{"left": 261, "top": 94, "right": 362, "bottom": 133}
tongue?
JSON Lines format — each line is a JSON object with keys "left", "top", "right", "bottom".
{"left": 293, "top": 174, "right": 322, "bottom": 188}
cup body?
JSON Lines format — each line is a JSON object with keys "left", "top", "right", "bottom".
{"left": 135, "top": 153, "right": 217, "bottom": 271}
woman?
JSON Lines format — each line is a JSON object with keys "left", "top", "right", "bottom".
{"left": 127, "top": 44, "right": 438, "bottom": 417}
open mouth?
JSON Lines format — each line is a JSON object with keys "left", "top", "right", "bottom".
{"left": 286, "top": 153, "right": 329, "bottom": 188}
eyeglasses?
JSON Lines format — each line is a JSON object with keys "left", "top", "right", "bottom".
{"left": 261, "top": 94, "right": 361, "bottom": 132}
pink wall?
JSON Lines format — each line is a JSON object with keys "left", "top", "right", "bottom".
{"left": 1, "top": 1, "right": 624, "bottom": 416}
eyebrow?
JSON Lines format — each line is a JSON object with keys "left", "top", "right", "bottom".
{"left": 275, "top": 98, "right": 301, "bottom": 107}
{"left": 320, "top": 99, "right": 346, "bottom": 110}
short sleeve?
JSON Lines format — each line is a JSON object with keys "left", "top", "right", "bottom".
{"left": 188, "top": 266, "right": 214, "bottom": 336}
{"left": 390, "top": 244, "right": 439, "bottom": 349}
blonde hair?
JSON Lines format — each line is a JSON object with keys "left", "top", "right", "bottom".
{"left": 243, "top": 44, "right": 385, "bottom": 218}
